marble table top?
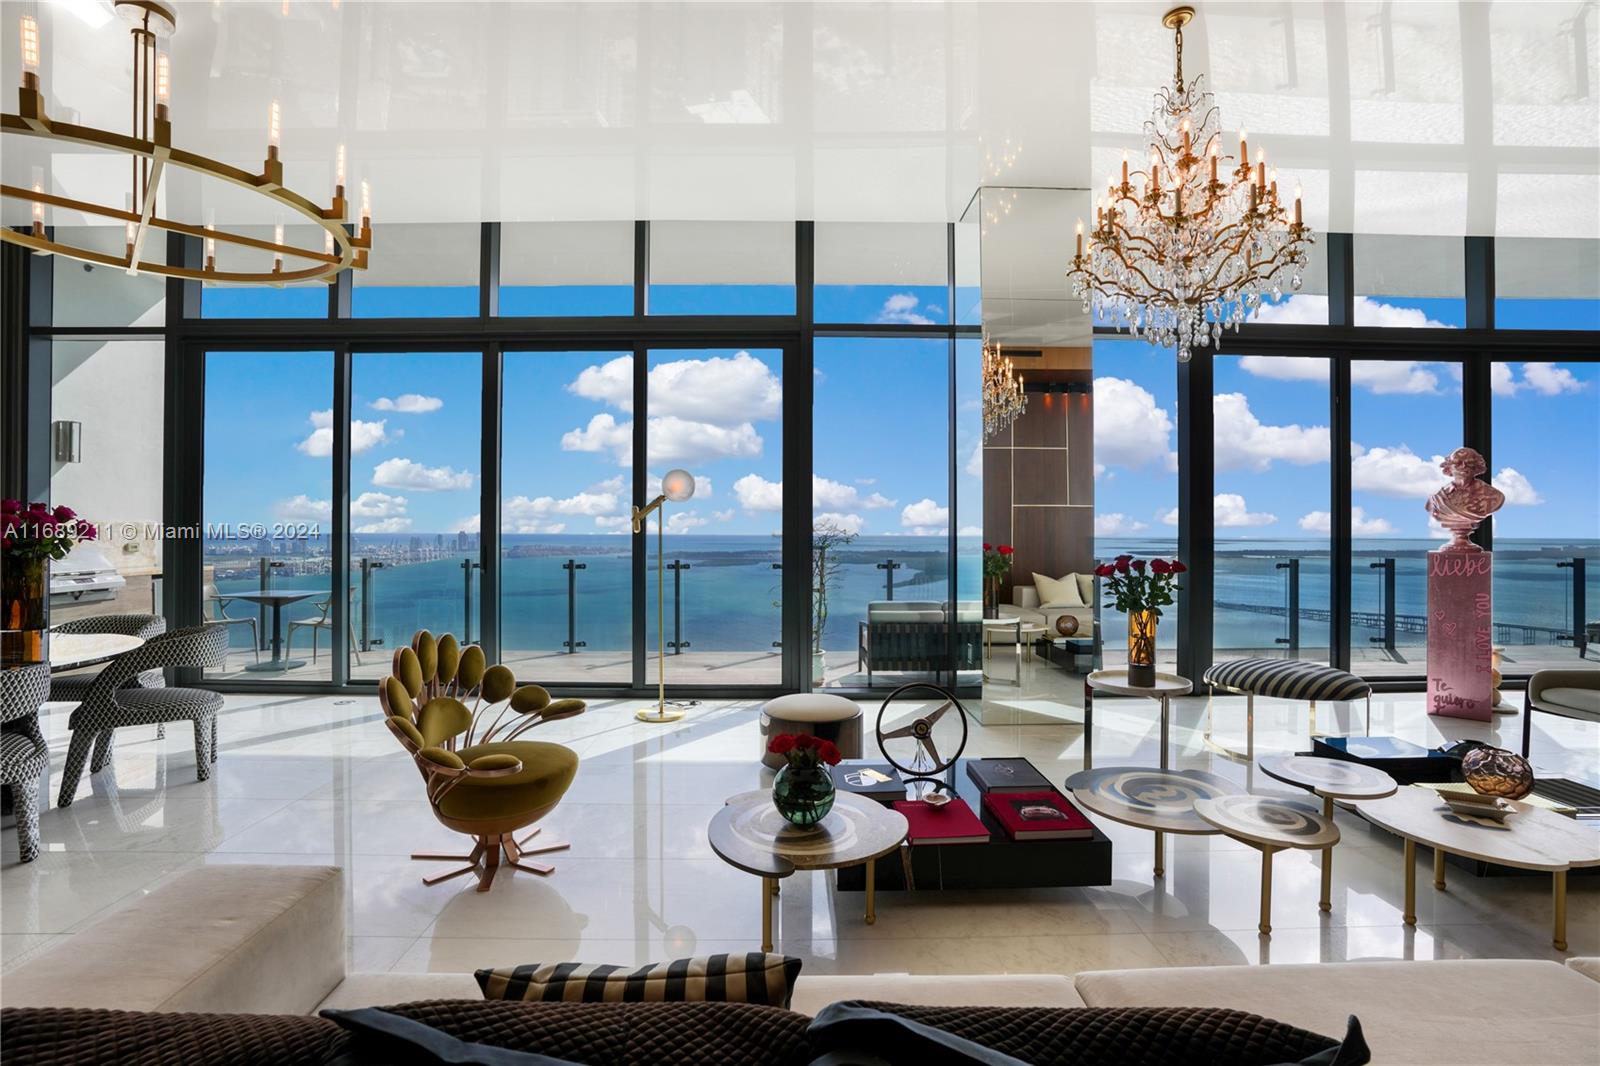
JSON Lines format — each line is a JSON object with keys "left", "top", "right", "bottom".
{"left": 708, "top": 789, "right": 908, "bottom": 879}
{"left": 1064, "top": 766, "right": 1242, "bottom": 835}
{"left": 1194, "top": 794, "right": 1341, "bottom": 851}
{"left": 1086, "top": 670, "right": 1193, "bottom": 698}
{"left": 1355, "top": 786, "right": 1600, "bottom": 872}
{"left": 48, "top": 632, "right": 144, "bottom": 672}
{"left": 1258, "top": 755, "right": 1398, "bottom": 800}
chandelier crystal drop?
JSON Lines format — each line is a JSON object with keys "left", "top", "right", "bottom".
{"left": 981, "top": 338, "right": 1027, "bottom": 441}
{"left": 2, "top": 1, "right": 371, "bottom": 285}
{"left": 1067, "top": 6, "right": 1313, "bottom": 362}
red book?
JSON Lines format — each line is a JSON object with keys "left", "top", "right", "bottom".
{"left": 982, "top": 790, "right": 1094, "bottom": 841}
{"left": 894, "top": 797, "right": 990, "bottom": 845}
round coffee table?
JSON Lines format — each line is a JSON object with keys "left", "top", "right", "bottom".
{"left": 1356, "top": 786, "right": 1600, "bottom": 951}
{"left": 1194, "top": 794, "right": 1340, "bottom": 935}
{"left": 1065, "top": 765, "right": 1241, "bottom": 878}
{"left": 1258, "top": 754, "right": 1397, "bottom": 912}
{"left": 709, "top": 789, "right": 908, "bottom": 952}
{"left": 1085, "top": 669, "right": 1193, "bottom": 770}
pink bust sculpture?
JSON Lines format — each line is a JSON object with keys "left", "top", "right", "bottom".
{"left": 1424, "top": 446, "right": 1504, "bottom": 552}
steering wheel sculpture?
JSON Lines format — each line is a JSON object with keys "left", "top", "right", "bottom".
{"left": 874, "top": 682, "right": 969, "bottom": 783}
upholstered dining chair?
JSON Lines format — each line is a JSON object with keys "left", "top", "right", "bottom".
{"left": 48, "top": 613, "right": 169, "bottom": 706}
{"left": 57, "top": 623, "right": 229, "bottom": 807}
{"left": 379, "top": 629, "right": 586, "bottom": 892}
{"left": 2, "top": 664, "right": 52, "bottom": 863}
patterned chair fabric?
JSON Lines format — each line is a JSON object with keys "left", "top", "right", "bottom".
{"left": 1204, "top": 658, "right": 1372, "bottom": 702}
{"left": 2, "top": 664, "right": 52, "bottom": 862}
{"left": 48, "top": 613, "right": 169, "bottom": 705}
{"left": 57, "top": 623, "right": 229, "bottom": 808}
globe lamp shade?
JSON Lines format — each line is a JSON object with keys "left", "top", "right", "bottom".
{"left": 662, "top": 469, "right": 696, "bottom": 503}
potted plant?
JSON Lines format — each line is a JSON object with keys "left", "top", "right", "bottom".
{"left": 2, "top": 500, "right": 98, "bottom": 666}
{"left": 1094, "top": 554, "right": 1185, "bottom": 687}
{"left": 810, "top": 520, "right": 857, "bottom": 685}
{"left": 767, "top": 732, "right": 843, "bottom": 827}
{"left": 981, "top": 543, "right": 1014, "bottom": 619}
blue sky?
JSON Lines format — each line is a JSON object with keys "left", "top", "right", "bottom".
{"left": 201, "top": 284, "right": 1595, "bottom": 543}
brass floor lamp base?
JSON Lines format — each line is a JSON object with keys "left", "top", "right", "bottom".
{"left": 636, "top": 704, "right": 687, "bottom": 723}
{"left": 412, "top": 827, "right": 570, "bottom": 893}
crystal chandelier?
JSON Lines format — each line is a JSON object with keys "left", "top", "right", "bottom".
{"left": 1067, "top": 6, "right": 1313, "bottom": 362}
{"left": 981, "top": 338, "right": 1027, "bottom": 441}
{"left": 2, "top": 1, "right": 371, "bottom": 285}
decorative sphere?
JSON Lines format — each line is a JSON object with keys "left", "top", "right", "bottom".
{"left": 661, "top": 468, "right": 696, "bottom": 502}
{"left": 1461, "top": 746, "right": 1534, "bottom": 800}
{"left": 1055, "top": 615, "right": 1080, "bottom": 637}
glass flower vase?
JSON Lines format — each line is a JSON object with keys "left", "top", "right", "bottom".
{"left": 772, "top": 762, "right": 836, "bottom": 828}
{"left": 1, "top": 556, "right": 49, "bottom": 667}
{"left": 1127, "top": 609, "right": 1157, "bottom": 687}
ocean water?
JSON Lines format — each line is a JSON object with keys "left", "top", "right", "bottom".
{"left": 208, "top": 535, "right": 1597, "bottom": 661}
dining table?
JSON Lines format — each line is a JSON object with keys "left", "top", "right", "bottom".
{"left": 47, "top": 632, "right": 146, "bottom": 672}
{"left": 226, "top": 590, "right": 317, "bottom": 672}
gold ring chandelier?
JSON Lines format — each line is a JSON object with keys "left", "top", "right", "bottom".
{"left": 1068, "top": 6, "right": 1313, "bottom": 362}
{"left": 981, "top": 338, "right": 1026, "bottom": 441}
{"left": 2, "top": 0, "right": 371, "bottom": 285}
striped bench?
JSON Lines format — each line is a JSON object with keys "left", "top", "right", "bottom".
{"left": 1203, "top": 658, "right": 1372, "bottom": 759}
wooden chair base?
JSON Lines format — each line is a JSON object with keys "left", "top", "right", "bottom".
{"left": 412, "top": 827, "right": 570, "bottom": 892}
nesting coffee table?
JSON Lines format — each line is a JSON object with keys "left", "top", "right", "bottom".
{"left": 1356, "top": 787, "right": 1600, "bottom": 951}
{"left": 1065, "top": 766, "right": 1241, "bottom": 878}
{"left": 1193, "top": 794, "right": 1340, "bottom": 935}
{"left": 1258, "top": 754, "right": 1397, "bottom": 912}
{"left": 709, "top": 790, "right": 908, "bottom": 953}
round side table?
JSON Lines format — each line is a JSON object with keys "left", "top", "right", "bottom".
{"left": 1194, "top": 794, "right": 1339, "bottom": 935}
{"left": 1065, "top": 765, "right": 1241, "bottom": 879}
{"left": 1258, "top": 754, "right": 1396, "bottom": 912}
{"left": 1084, "top": 669, "right": 1192, "bottom": 770}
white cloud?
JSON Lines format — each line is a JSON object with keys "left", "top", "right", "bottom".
{"left": 1350, "top": 444, "right": 1448, "bottom": 498}
{"left": 1161, "top": 507, "right": 1180, "bottom": 527}
{"left": 449, "top": 514, "right": 481, "bottom": 535}
{"left": 297, "top": 409, "right": 391, "bottom": 457}
{"left": 503, "top": 485, "right": 623, "bottom": 533}
{"left": 712, "top": 508, "right": 736, "bottom": 522}
{"left": 854, "top": 477, "right": 877, "bottom": 485}
{"left": 1521, "top": 362, "right": 1587, "bottom": 396}
{"left": 1490, "top": 362, "right": 1518, "bottom": 397}
{"left": 275, "top": 494, "right": 330, "bottom": 522}
{"left": 1298, "top": 506, "right": 1396, "bottom": 536}
{"left": 1494, "top": 466, "right": 1543, "bottom": 506}
{"left": 1093, "top": 376, "right": 1175, "bottom": 471}
{"left": 958, "top": 524, "right": 983, "bottom": 537}
{"left": 813, "top": 476, "right": 859, "bottom": 510}
{"left": 733, "top": 473, "right": 784, "bottom": 511}
{"left": 665, "top": 511, "right": 709, "bottom": 533}
{"left": 1236, "top": 355, "right": 1443, "bottom": 395}
{"left": 354, "top": 516, "right": 412, "bottom": 534}
{"left": 593, "top": 514, "right": 631, "bottom": 531}
{"left": 371, "top": 393, "right": 442, "bottom": 414}
{"left": 350, "top": 491, "right": 407, "bottom": 519}
{"left": 568, "top": 352, "right": 782, "bottom": 424}
{"left": 815, "top": 511, "right": 866, "bottom": 536}
{"left": 1095, "top": 512, "right": 1149, "bottom": 535}
{"left": 901, "top": 498, "right": 949, "bottom": 529}
{"left": 560, "top": 413, "right": 632, "bottom": 463}
{"left": 965, "top": 443, "right": 983, "bottom": 478}
{"left": 875, "top": 292, "right": 935, "bottom": 325}
{"left": 1213, "top": 493, "right": 1278, "bottom": 528}
{"left": 650, "top": 417, "right": 763, "bottom": 466}
{"left": 1250, "top": 294, "right": 1453, "bottom": 330}
{"left": 1213, "top": 392, "right": 1329, "bottom": 471}
{"left": 371, "top": 457, "right": 474, "bottom": 492}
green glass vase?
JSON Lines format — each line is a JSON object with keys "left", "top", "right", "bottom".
{"left": 772, "top": 763, "right": 836, "bottom": 827}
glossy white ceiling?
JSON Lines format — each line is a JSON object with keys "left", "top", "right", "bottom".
{"left": 1, "top": 0, "right": 1596, "bottom": 237}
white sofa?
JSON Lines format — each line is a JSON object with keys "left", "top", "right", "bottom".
{"left": 4, "top": 865, "right": 1597, "bottom": 1065}
{"left": 995, "top": 576, "right": 1095, "bottom": 642}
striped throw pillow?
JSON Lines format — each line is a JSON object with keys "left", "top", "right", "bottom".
{"left": 475, "top": 953, "right": 803, "bottom": 1008}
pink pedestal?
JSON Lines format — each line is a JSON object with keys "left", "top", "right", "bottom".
{"left": 1426, "top": 550, "right": 1494, "bottom": 720}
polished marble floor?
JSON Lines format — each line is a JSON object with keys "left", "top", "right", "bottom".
{"left": 4, "top": 669, "right": 1597, "bottom": 984}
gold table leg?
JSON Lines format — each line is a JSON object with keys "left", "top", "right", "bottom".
{"left": 1319, "top": 794, "right": 1334, "bottom": 913}
{"left": 1403, "top": 839, "right": 1417, "bottom": 926}
{"left": 1259, "top": 846, "right": 1278, "bottom": 936}
{"left": 865, "top": 860, "right": 877, "bottom": 925}
{"left": 760, "top": 877, "right": 774, "bottom": 952}
{"left": 1433, "top": 847, "right": 1447, "bottom": 890}
{"left": 1154, "top": 830, "right": 1165, "bottom": 878}
{"left": 1554, "top": 870, "right": 1568, "bottom": 952}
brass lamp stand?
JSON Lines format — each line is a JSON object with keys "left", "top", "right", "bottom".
{"left": 633, "top": 468, "right": 696, "bottom": 723}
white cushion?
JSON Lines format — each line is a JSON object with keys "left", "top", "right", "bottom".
{"left": 763, "top": 693, "right": 861, "bottom": 723}
{"left": 1032, "top": 573, "right": 1085, "bottom": 609}
{"left": 317, "top": 973, "right": 482, "bottom": 1012}
{"left": 1012, "top": 586, "right": 1040, "bottom": 609}
{"left": 1076, "top": 959, "right": 1600, "bottom": 1065}
{"left": 790, "top": 973, "right": 1082, "bottom": 1016}
{"left": 1075, "top": 573, "right": 1094, "bottom": 604}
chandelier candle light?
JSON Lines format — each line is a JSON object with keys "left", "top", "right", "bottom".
{"left": 2, "top": 1, "right": 371, "bottom": 285}
{"left": 1068, "top": 6, "right": 1313, "bottom": 362}
{"left": 981, "top": 338, "right": 1027, "bottom": 440}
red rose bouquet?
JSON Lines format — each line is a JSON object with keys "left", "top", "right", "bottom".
{"left": 1093, "top": 554, "right": 1185, "bottom": 616}
{"left": 767, "top": 732, "right": 843, "bottom": 770}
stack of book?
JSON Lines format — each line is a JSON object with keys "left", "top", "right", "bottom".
{"left": 966, "top": 758, "right": 1094, "bottom": 842}
{"left": 832, "top": 760, "right": 907, "bottom": 806}
{"left": 892, "top": 795, "right": 990, "bottom": 845}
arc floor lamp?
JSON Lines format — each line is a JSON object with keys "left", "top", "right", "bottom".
{"left": 633, "top": 469, "right": 696, "bottom": 723}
